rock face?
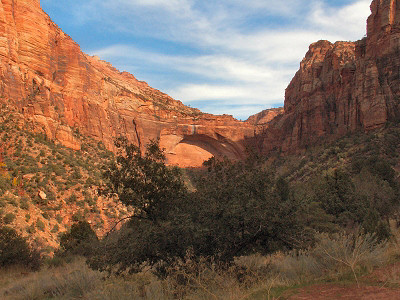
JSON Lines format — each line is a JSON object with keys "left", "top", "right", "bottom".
{"left": 0, "top": 0, "right": 254, "bottom": 167}
{"left": 260, "top": 0, "right": 400, "bottom": 153}
{"left": 246, "top": 107, "right": 284, "bottom": 127}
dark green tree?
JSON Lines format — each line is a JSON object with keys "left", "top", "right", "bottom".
{"left": 362, "top": 209, "right": 391, "bottom": 241}
{"left": 313, "top": 169, "right": 366, "bottom": 225}
{"left": 59, "top": 221, "right": 98, "bottom": 257}
{"left": 0, "top": 226, "right": 40, "bottom": 269}
{"left": 89, "top": 138, "right": 190, "bottom": 273}
{"left": 90, "top": 142, "right": 308, "bottom": 274}
{"left": 100, "top": 138, "right": 187, "bottom": 223}
{"left": 190, "top": 158, "right": 306, "bottom": 259}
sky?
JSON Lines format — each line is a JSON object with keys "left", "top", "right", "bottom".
{"left": 41, "top": 0, "right": 371, "bottom": 120}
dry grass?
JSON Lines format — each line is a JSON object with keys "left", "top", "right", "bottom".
{"left": 270, "top": 232, "right": 388, "bottom": 286}
{"left": 1, "top": 258, "right": 101, "bottom": 299}
{"left": 0, "top": 230, "right": 399, "bottom": 300}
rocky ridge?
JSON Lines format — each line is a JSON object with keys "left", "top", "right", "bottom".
{"left": 0, "top": 0, "right": 255, "bottom": 167}
{"left": 246, "top": 107, "right": 284, "bottom": 127}
{"left": 258, "top": 0, "right": 400, "bottom": 153}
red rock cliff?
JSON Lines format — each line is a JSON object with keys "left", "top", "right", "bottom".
{"left": 0, "top": 0, "right": 255, "bottom": 167}
{"left": 246, "top": 107, "right": 284, "bottom": 127}
{"left": 260, "top": 0, "right": 400, "bottom": 153}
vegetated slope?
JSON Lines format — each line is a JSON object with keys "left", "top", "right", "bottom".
{"left": 267, "top": 120, "right": 400, "bottom": 223}
{"left": 0, "top": 103, "right": 129, "bottom": 255}
{"left": 2, "top": 97, "right": 398, "bottom": 256}
{"left": 258, "top": 0, "right": 400, "bottom": 154}
{"left": 270, "top": 122, "right": 400, "bottom": 184}
{"left": 0, "top": 0, "right": 255, "bottom": 168}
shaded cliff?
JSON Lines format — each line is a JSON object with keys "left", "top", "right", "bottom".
{"left": 0, "top": 0, "right": 255, "bottom": 167}
{"left": 260, "top": 0, "right": 400, "bottom": 153}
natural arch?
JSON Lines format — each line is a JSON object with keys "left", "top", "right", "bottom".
{"left": 162, "top": 134, "right": 246, "bottom": 168}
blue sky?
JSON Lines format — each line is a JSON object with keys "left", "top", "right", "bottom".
{"left": 41, "top": 0, "right": 371, "bottom": 120}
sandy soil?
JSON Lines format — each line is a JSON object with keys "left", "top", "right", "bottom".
{"left": 285, "top": 263, "right": 400, "bottom": 299}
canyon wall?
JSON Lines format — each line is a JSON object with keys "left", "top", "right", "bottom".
{"left": 0, "top": 0, "right": 255, "bottom": 167}
{"left": 260, "top": 0, "right": 400, "bottom": 153}
{"left": 3, "top": 0, "right": 398, "bottom": 162}
{"left": 246, "top": 107, "right": 284, "bottom": 127}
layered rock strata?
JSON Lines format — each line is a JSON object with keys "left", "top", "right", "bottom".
{"left": 260, "top": 0, "right": 400, "bottom": 153}
{"left": 0, "top": 0, "right": 254, "bottom": 167}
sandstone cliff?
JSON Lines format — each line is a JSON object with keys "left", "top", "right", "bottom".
{"left": 246, "top": 107, "right": 284, "bottom": 127}
{"left": 0, "top": 0, "right": 255, "bottom": 167}
{"left": 259, "top": 0, "right": 400, "bottom": 153}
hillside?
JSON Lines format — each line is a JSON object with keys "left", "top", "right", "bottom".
{"left": 0, "top": 103, "right": 129, "bottom": 254}
{"left": 0, "top": 0, "right": 255, "bottom": 168}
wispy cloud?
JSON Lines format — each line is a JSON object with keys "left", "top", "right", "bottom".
{"left": 42, "top": 0, "right": 371, "bottom": 119}
{"left": 310, "top": 0, "right": 371, "bottom": 39}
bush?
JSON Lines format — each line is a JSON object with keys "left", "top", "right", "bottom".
{"left": 51, "top": 224, "right": 59, "bottom": 233}
{"left": 90, "top": 140, "right": 308, "bottom": 274}
{"left": 59, "top": 221, "right": 98, "bottom": 257}
{"left": 0, "top": 226, "right": 41, "bottom": 269}
{"left": 67, "top": 194, "right": 77, "bottom": 204}
{"left": 3, "top": 213, "right": 16, "bottom": 224}
{"left": 20, "top": 198, "right": 30, "bottom": 210}
{"left": 312, "top": 231, "right": 387, "bottom": 286}
{"left": 36, "top": 219, "right": 45, "bottom": 231}
{"left": 272, "top": 231, "right": 388, "bottom": 286}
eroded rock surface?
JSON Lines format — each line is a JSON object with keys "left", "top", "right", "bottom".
{"left": 0, "top": 0, "right": 254, "bottom": 167}
{"left": 259, "top": 0, "right": 400, "bottom": 153}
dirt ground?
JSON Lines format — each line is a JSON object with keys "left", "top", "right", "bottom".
{"left": 285, "top": 263, "right": 400, "bottom": 299}
{"left": 287, "top": 284, "right": 400, "bottom": 299}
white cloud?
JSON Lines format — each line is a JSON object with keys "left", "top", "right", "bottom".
{"left": 310, "top": 0, "right": 371, "bottom": 39}
{"left": 171, "top": 84, "right": 251, "bottom": 101}
{"left": 84, "top": 0, "right": 372, "bottom": 119}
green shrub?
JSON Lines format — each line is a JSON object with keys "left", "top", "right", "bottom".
{"left": 59, "top": 221, "right": 98, "bottom": 257}
{"left": 0, "top": 176, "right": 11, "bottom": 192}
{"left": 8, "top": 197, "right": 18, "bottom": 207}
{"left": 72, "top": 212, "right": 84, "bottom": 222}
{"left": 20, "top": 198, "right": 30, "bottom": 210}
{"left": 71, "top": 168, "right": 82, "bottom": 180}
{"left": 85, "top": 177, "right": 95, "bottom": 187}
{"left": 26, "top": 224, "right": 36, "bottom": 234}
{"left": 3, "top": 213, "right": 16, "bottom": 224}
{"left": 56, "top": 214, "right": 63, "bottom": 224}
{"left": 51, "top": 224, "right": 59, "bottom": 233}
{"left": 46, "top": 190, "right": 56, "bottom": 201}
{"left": 91, "top": 140, "right": 307, "bottom": 274}
{"left": 67, "top": 194, "right": 77, "bottom": 204}
{"left": 36, "top": 219, "right": 45, "bottom": 232}
{"left": 0, "top": 226, "right": 40, "bottom": 269}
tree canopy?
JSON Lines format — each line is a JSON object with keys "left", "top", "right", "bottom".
{"left": 89, "top": 140, "right": 310, "bottom": 274}
{"left": 100, "top": 137, "right": 187, "bottom": 223}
